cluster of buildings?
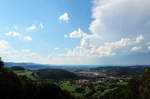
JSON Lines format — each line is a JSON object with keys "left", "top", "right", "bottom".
{"left": 75, "top": 72, "right": 131, "bottom": 85}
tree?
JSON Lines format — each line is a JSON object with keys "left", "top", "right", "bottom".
{"left": 0, "top": 57, "right": 4, "bottom": 70}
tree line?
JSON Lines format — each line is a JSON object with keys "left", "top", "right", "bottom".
{"left": 0, "top": 58, "right": 75, "bottom": 99}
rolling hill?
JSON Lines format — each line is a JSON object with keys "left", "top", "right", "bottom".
{"left": 10, "top": 66, "right": 78, "bottom": 80}
{"left": 36, "top": 69, "right": 78, "bottom": 80}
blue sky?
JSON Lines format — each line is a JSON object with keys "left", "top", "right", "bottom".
{"left": 0, "top": 0, "right": 150, "bottom": 65}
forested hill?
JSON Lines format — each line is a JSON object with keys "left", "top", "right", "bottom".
{"left": 36, "top": 69, "right": 78, "bottom": 80}
{"left": 100, "top": 69, "right": 150, "bottom": 99}
{"left": 9, "top": 66, "right": 78, "bottom": 81}
{"left": 0, "top": 59, "right": 75, "bottom": 99}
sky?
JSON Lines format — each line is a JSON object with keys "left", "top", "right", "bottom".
{"left": 0, "top": 0, "right": 150, "bottom": 65}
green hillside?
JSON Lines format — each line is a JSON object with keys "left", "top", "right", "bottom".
{"left": 13, "top": 68, "right": 78, "bottom": 81}
{"left": 99, "top": 69, "right": 150, "bottom": 99}
{"left": 10, "top": 66, "right": 25, "bottom": 71}
{"left": 0, "top": 59, "right": 75, "bottom": 99}
{"left": 36, "top": 69, "right": 78, "bottom": 80}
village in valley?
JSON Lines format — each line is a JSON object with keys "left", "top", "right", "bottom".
{"left": 74, "top": 72, "right": 131, "bottom": 85}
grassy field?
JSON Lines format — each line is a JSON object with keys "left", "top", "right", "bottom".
{"left": 60, "top": 81, "right": 83, "bottom": 97}
{"left": 15, "top": 70, "right": 37, "bottom": 80}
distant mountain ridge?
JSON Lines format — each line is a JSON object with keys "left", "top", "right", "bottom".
{"left": 4, "top": 62, "right": 99, "bottom": 70}
{"left": 4, "top": 62, "right": 52, "bottom": 70}
{"left": 4, "top": 62, "right": 150, "bottom": 70}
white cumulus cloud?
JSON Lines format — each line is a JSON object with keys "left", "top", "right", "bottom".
{"left": 131, "top": 46, "right": 141, "bottom": 51}
{"left": 70, "top": 28, "right": 87, "bottom": 38}
{"left": 59, "top": 12, "right": 69, "bottom": 23}
{"left": 89, "top": 0, "right": 150, "bottom": 40}
{"left": 0, "top": 40, "right": 10, "bottom": 55}
{"left": 135, "top": 35, "right": 144, "bottom": 43}
{"left": 5, "top": 31, "right": 21, "bottom": 37}
{"left": 26, "top": 25, "right": 36, "bottom": 31}
{"left": 148, "top": 46, "right": 150, "bottom": 50}
{"left": 64, "top": 34, "right": 143, "bottom": 57}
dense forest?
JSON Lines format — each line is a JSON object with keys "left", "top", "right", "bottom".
{"left": 0, "top": 58, "right": 75, "bottom": 99}
{"left": 101, "top": 69, "right": 150, "bottom": 99}
{"left": 0, "top": 57, "right": 150, "bottom": 99}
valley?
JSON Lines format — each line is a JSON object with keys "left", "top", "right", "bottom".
{"left": 7, "top": 64, "right": 149, "bottom": 99}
